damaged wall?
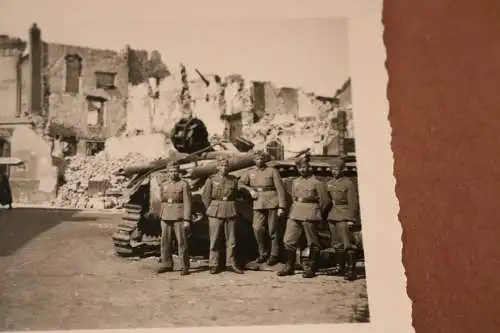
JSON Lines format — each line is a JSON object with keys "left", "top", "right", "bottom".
{"left": 122, "top": 61, "right": 353, "bottom": 158}
{"left": 43, "top": 43, "right": 129, "bottom": 140}
{"left": 4, "top": 119, "right": 58, "bottom": 204}
{"left": 0, "top": 36, "right": 26, "bottom": 118}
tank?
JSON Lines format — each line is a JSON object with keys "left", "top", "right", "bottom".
{"left": 111, "top": 117, "right": 363, "bottom": 272}
{"left": 111, "top": 116, "right": 264, "bottom": 263}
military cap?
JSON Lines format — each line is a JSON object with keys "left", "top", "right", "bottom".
{"left": 216, "top": 155, "right": 230, "bottom": 166}
{"left": 295, "top": 154, "right": 311, "bottom": 167}
{"left": 253, "top": 149, "right": 266, "bottom": 158}
{"left": 253, "top": 150, "right": 268, "bottom": 161}
{"left": 166, "top": 162, "right": 180, "bottom": 172}
{"left": 332, "top": 159, "right": 346, "bottom": 172}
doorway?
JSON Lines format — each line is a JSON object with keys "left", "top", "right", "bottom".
{"left": 266, "top": 139, "right": 284, "bottom": 161}
{"left": 0, "top": 138, "right": 11, "bottom": 177}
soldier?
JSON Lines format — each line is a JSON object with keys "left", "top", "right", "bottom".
{"left": 277, "top": 154, "right": 331, "bottom": 278}
{"left": 326, "top": 159, "right": 360, "bottom": 281}
{"left": 238, "top": 150, "right": 287, "bottom": 266}
{"left": 202, "top": 155, "right": 244, "bottom": 274}
{"left": 156, "top": 162, "right": 192, "bottom": 276}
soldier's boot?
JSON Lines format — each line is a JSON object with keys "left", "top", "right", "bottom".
{"left": 157, "top": 265, "right": 173, "bottom": 274}
{"left": 331, "top": 249, "right": 346, "bottom": 276}
{"left": 302, "top": 248, "right": 320, "bottom": 278}
{"left": 256, "top": 255, "right": 268, "bottom": 264}
{"left": 227, "top": 266, "right": 244, "bottom": 274}
{"left": 277, "top": 250, "right": 296, "bottom": 276}
{"left": 267, "top": 255, "right": 280, "bottom": 266}
{"left": 209, "top": 265, "right": 223, "bottom": 274}
{"left": 344, "top": 249, "right": 357, "bottom": 281}
{"left": 180, "top": 267, "right": 190, "bottom": 276}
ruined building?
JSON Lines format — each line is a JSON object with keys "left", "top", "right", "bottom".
{"left": 0, "top": 23, "right": 140, "bottom": 203}
{"left": 0, "top": 22, "right": 354, "bottom": 204}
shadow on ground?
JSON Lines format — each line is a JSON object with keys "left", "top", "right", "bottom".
{"left": 0, "top": 208, "right": 100, "bottom": 257}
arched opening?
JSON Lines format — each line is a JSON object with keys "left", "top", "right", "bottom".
{"left": 266, "top": 139, "right": 284, "bottom": 161}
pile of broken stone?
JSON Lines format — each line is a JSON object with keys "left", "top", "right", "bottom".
{"left": 50, "top": 151, "right": 151, "bottom": 210}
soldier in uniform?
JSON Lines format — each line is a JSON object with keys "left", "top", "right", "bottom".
{"left": 156, "top": 162, "right": 192, "bottom": 276}
{"left": 202, "top": 155, "right": 244, "bottom": 274}
{"left": 277, "top": 154, "right": 331, "bottom": 278}
{"left": 326, "top": 159, "right": 360, "bottom": 281}
{"left": 238, "top": 150, "right": 287, "bottom": 265}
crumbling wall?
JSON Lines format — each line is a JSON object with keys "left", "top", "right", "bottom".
{"left": 190, "top": 74, "right": 226, "bottom": 138}
{"left": 8, "top": 123, "right": 58, "bottom": 204}
{"left": 105, "top": 133, "right": 169, "bottom": 160}
{"left": 124, "top": 60, "right": 352, "bottom": 160}
{"left": 0, "top": 36, "right": 26, "bottom": 118}
{"left": 44, "top": 43, "right": 129, "bottom": 139}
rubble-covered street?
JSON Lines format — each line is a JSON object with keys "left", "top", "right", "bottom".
{"left": 0, "top": 207, "right": 368, "bottom": 330}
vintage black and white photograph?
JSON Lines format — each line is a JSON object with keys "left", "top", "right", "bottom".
{"left": 0, "top": 1, "right": 412, "bottom": 333}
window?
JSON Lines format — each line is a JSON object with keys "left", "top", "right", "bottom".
{"left": 95, "top": 71, "right": 116, "bottom": 89}
{"left": 85, "top": 140, "right": 105, "bottom": 156}
{"left": 266, "top": 140, "right": 285, "bottom": 161}
{"left": 65, "top": 54, "right": 82, "bottom": 93}
{"left": 86, "top": 96, "right": 105, "bottom": 128}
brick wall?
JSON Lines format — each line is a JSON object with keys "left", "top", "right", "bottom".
{"left": 43, "top": 42, "right": 129, "bottom": 139}
{"left": 19, "top": 58, "right": 30, "bottom": 117}
{"left": 0, "top": 52, "right": 19, "bottom": 118}
{"left": 0, "top": 36, "right": 26, "bottom": 118}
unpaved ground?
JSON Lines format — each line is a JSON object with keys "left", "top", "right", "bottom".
{"left": 0, "top": 208, "right": 369, "bottom": 331}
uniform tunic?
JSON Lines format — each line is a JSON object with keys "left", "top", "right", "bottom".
{"left": 239, "top": 166, "right": 287, "bottom": 258}
{"left": 156, "top": 176, "right": 192, "bottom": 269}
{"left": 283, "top": 175, "right": 331, "bottom": 252}
{"left": 326, "top": 176, "right": 360, "bottom": 250}
{"left": 202, "top": 174, "right": 240, "bottom": 268}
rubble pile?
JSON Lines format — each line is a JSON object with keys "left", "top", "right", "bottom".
{"left": 51, "top": 151, "right": 151, "bottom": 210}
{"left": 245, "top": 105, "right": 343, "bottom": 157}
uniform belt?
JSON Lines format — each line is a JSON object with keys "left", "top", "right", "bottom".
{"left": 335, "top": 200, "right": 348, "bottom": 205}
{"left": 255, "top": 187, "right": 276, "bottom": 192}
{"left": 162, "top": 198, "right": 183, "bottom": 204}
{"left": 212, "top": 196, "right": 234, "bottom": 201}
{"left": 294, "top": 197, "right": 319, "bottom": 203}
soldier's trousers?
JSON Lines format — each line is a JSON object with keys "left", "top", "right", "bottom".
{"left": 328, "top": 220, "right": 352, "bottom": 250}
{"left": 208, "top": 217, "right": 237, "bottom": 268}
{"left": 283, "top": 219, "right": 321, "bottom": 252}
{"left": 253, "top": 209, "right": 279, "bottom": 258}
{"left": 161, "top": 220, "right": 190, "bottom": 269}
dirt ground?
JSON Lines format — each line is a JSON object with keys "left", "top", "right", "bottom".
{"left": 0, "top": 208, "right": 369, "bottom": 331}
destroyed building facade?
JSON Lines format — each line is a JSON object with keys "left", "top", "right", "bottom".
{"left": 0, "top": 22, "right": 353, "bottom": 205}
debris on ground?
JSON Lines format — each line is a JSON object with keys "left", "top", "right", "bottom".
{"left": 50, "top": 151, "right": 151, "bottom": 210}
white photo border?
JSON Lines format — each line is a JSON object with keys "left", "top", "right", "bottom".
{"left": 7, "top": 0, "right": 413, "bottom": 333}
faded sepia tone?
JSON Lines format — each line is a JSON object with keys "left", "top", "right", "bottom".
{"left": 0, "top": 1, "right": 412, "bottom": 333}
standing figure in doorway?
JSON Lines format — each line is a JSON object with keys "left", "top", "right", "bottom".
{"left": 238, "top": 150, "right": 287, "bottom": 265}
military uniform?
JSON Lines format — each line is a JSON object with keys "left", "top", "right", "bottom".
{"left": 326, "top": 169, "right": 360, "bottom": 281}
{"left": 239, "top": 162, "right": 287, "bottom": 264}
{"left": 202, "top": 168, "right": 243, "bottom": 274}
{"left": 156, "top": 170, "right": 192, "bottom": 275}
{"left": 277, "top": 156, "right": 331, "bottom": 278}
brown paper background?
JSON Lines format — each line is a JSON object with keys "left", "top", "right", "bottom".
{"left": 385, "top": 0, "right": 500, "bottom": 332}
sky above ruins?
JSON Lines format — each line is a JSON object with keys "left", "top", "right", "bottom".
{"left": 0, "top": 0, "right": 350, "bottom": 97}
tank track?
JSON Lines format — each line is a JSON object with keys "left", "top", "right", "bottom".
{"left": 111, "top": 203, "right": 161, "bottom": 257}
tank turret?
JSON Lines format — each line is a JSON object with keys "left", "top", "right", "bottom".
{"left": 170, "top": 116, "right": 210, "bottom": 154}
